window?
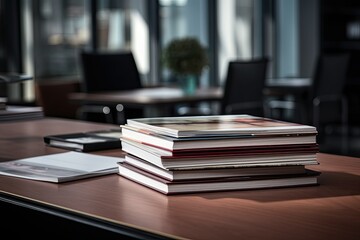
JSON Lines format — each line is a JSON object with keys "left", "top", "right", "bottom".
{"left": 159, "top": 0, "right": 210, "bottom": 87}
{"left": 32, "top": 0, "right": 90, "bottom": 77}
{"left": 9, "top": 0, "right": 299, "bottom": 105}
{"left": 97, "top": 0, "right": 150, "bottom": 84}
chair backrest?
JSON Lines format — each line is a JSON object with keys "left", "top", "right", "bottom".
{"left": 310, "top": 53, "right": 350, "bottom": 125}
{"left": 311, "top": 53, "right": 349, "bottom": 99}
{"left": 221, "top": 58, "right": 268, "bottom": 115}
{"left": 80, "top": 51, "right": 142, "bottom": 93}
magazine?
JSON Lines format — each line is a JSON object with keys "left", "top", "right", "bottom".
{"left": 0, "top": 151, "right": 123, "bottom": 183}
{"left": 122, "top": 154, "right": 309, "bottom": 181}
{"left": 121, "top": 124, "right": 317, "bottom": 151}
{"left": 118, "top": 163, "right": 320, "bottom": 195}
{"left": 126, "top": 114, "right": 317, "bottom": 138}
{"left": 121, "top": 138, "right": 319, "bottom": 169}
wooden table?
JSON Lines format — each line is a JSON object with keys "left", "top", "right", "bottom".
{"left": 68, "top": 86, "right": 223, "bottom": 117}
{"left": 68, "top": 82, "right": 311, "bottom": 119}
{"left": 0, "top": 118, "right": 359, "bottom": 239}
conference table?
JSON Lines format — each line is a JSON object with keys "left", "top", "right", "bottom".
{"left": 0, "top": 118, "right": 359, "bottom": 239}
{"left": 68, "top": 79, "right": 312, "bottom": 119}
{"left": 68, "top": 86, "right": 223, "bottom": 117}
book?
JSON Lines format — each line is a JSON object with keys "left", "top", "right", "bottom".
{"left": 0, "top": 151, "right": 123, "bottom": 183}
{"left": 0, "top": 105, "right": 44, "bottom": 122}
{"left": 0, "top": 97, "right": 6, "bottom": 110}
{"left": 121, "top": 125, "right": 317, "bottom": 152}
{"left": 121, "top": 137, "right": 319, "bottom": 158}
{"left": 126, "top": 114, "right": 317, "bottom": 138}
{"left": 44, "top": 130, "right": 122, "bottom": 152}
{"left": 118, "top": 163, "right": 320, "bottom": 195}
{"left": 121, "top": 138, "right": 319, "bottom": 169}
{"left": 123, "top": 154, "right": 309, "bottom": 181}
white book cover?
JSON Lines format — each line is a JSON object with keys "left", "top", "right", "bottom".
{"left": 0, "top": 151, "right": 124, "bottom": 183}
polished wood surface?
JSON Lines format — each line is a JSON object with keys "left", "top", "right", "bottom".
{"left": 0, "top": 118, "right": 359, "bottom": 239}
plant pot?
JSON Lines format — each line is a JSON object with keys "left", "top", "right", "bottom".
{"left": 180, "top": 75, "right": 197, "bottom": 95}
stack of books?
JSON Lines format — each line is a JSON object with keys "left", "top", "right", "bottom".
{"left": 0, "top": 97, "right": 44, "bottom": 121}
{"left": 0, "top": 105, "right": 44, "bottom": 122}
{"left": 118, "top": 114, "right": 320, "bottom": 195}
{"left": 0, "top": 97, "right": 6, "bottom": 110}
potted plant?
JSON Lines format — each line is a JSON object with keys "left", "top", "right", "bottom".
{"left": 163, "top": 37, "right": 208, "bottom": 94}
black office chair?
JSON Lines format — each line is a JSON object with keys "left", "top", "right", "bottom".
{"left": 176, "top": 58, "right": 269, "bottom": 117}
{"left": 311, "top": 53, "right": 350, "bottom": 145}
{"left": 267, "top": 53, "right": 350, "bottom": 122}
{"left": 266, "top": 53, "right": 350, "bottom": 149}
{"left": 220, "top": 58, "right": 269, "bottom": 116}
{"left": 79, "top": 50, "right": 144, "bottom": 124}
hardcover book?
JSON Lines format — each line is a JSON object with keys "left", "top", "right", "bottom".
{"left": 44, "top": 130, "right": 122, "bottom": 152}
{"left": 118, "top": 162, "right": 321, "bottom": 195}
{"left": 125, "top": 114, "right": 317, "bottom": 138}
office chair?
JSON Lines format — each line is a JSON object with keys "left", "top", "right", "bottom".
{"left": 177, "top": 58, "right": 269, "bottom": 117}
{"left": 266, "top": 53, "right": 350, "bottom": 149}
{"left": 311, "top": 53, "right": 350, "bottom": 145}
{"left": 79, "top": 50, "right": 144, "bottom": 124}
{"left": 220, "top": 58, "right": 269, "bottom": 116}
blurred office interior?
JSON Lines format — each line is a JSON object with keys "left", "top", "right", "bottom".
{"left": 0, "top": 0, "right": 359, "bottom": 157}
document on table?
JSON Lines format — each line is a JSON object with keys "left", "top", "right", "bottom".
{"left": 0, "top": 151, "right": 124, "bottom": 183}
